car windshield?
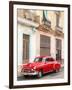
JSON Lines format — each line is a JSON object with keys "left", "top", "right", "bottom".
{"left": 34, "top": 57, "right": 55, "bottom": 62}
{"left": 43, "top": 57, "right": 55, "bottom": 62}
{"left": 34, "top": 57, "right": 43, "bottom": 62}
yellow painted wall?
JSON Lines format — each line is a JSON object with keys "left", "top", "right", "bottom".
{"left": 59, "top": 12, "right": 64, "bottom": 30}
{"left": 35, "top": 10, "right": 64, "bottom": 31}
{"left": 17, "top": 9, "right": 24, "bottom": 18}
{"left": 17, "top": 9, "right": 64, "bottom": 31}
{"left": 48, "top": 11, "right": 56, "bottom": 30}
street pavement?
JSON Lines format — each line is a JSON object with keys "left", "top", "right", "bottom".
{"left": 17, "top": 67, "right": 64, "bottom": 81}
{"left": 40, "top": 67, "right": 64, "bottom": 80}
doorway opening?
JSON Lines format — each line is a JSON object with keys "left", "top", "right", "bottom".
{"left": 23, "top": 34, "right": 29, "bottom": 64}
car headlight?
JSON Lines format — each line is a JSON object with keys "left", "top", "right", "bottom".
{"left": 31, "top": 69, "right": 34, "bottom": 71}
{"left": 33, "top": 66, "right": 36, "bottom": 70}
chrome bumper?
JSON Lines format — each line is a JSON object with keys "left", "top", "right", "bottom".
{"left": 21, "top": 71, "right": 38, "bottom": 75}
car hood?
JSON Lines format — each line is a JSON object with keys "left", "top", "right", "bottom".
{"left": 22, "top": 62, "right": 44, "bottom": 69}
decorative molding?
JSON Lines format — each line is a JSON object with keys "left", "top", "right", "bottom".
{"left": 55, "top": 26, "right": 63, "bottom": 32}
{"left": 18, "top": 17, "right": 39, "bottom": 28}
{"left": 54, "top": 30, "right": 64, "bottom": 38}
{"left": 37, "top": 24, "right": 64, "bottom": 38}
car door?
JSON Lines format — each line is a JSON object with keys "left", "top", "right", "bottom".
{"left": 45, "top": 58, "right": 54, "bottom": 73}
{"left": 43, "top": 58, "right": 51, "bottom": 73}
{"left": 49, "top": 58, "right": 55, "bottom": 71}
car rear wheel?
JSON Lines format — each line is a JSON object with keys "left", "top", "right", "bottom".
{"left": 38, "top": 70, "right": 43, "bottom": 78}
{"left": 55, "top": 68, "right": 60, "bottom": 73}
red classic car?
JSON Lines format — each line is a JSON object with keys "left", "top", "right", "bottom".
{"left": 21, "top": 56, "right": 61, "bottom": 78}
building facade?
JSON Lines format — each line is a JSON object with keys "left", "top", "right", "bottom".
{"left": 17, "top": 9, "right": 64, "bottom": 75}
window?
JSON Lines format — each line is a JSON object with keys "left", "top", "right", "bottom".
{"left": 56, "top": 39, "right": 62, "bottom": 60}
{"left": 56, "top": 14, "right": 59, "bottom": 26}
{"left": 56, "top": 12, "right": 60, "bottom": 27}
{"left": 56, "top": 39, "right": 61, "bottom": 49}
{"left": 23, "top": 34, "right": 29, "bottom": 63}
{"left": 40, "top": 35, "right": 51, "bottom": 56}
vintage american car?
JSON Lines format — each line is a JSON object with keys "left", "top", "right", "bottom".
{"left": 21, "top": 56, "right": 61, "bottom": 78}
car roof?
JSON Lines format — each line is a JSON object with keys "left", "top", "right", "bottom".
{"left": 35, "top": 56, "right": 52, "bottom": 58}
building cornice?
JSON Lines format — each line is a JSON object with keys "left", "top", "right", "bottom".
{"left": 37, "top": 24, "right": 64, "bottom": 38}
{"left": 18, "top": 17, "right": 39, "bottom": 28}
{"left": 54, "top": 30, "right": 64, "bottom": 38}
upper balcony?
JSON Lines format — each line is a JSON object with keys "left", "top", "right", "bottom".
{"left": 55, "top": 26, "right": 63, "bottom": 32}
{"left": 55, "top": 26, "right": 64, "bottom": 37}
{"left": 43, "top": 20, "right": 51, "bottom": 28}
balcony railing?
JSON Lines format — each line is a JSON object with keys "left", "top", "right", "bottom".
{"left": 43, "top": 20, "right": 51, "bottom": 28}
{"left": 55, "top": 26, "right": 63, "bottom": 32}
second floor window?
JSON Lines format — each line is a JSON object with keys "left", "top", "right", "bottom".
{"left": 56, "top": 14, "right": 60, "bottom": 27}
{"left": 40, "top": 35, "right": 51, "bottom": 56}
{"left": 56, "top": 11, "right": 60, "bottom": 27}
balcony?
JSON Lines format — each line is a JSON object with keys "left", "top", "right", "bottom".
{"left": 43, "top": 20, "right": 51, "bottom": 28}
{"left": 55, "top": 26, "right": 63, "bottom": 32}
{"left": 55, "top": 26, "right": 64, "bottom": 37}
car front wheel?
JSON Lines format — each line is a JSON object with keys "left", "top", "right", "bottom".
{"left": 38, "top": 70, "right": 43, "bottom": 78}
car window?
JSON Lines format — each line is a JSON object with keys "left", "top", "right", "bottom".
{"left": 48, "top": 58, "right": 54, "bottom": 61}
{"left": 51, "top": 58, "right": 55, "bottom": 61}
{"left": 34, "top": 57, "right": 43, "bottom": 62}
{"left": 44, "top": 57, "right": 55, "bottom": 62}
{"left": 45, "top": 58, "right": 49, "bottom": 62}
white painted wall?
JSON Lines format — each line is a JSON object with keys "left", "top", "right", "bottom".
{"left": 18, "top": 27, "right": 23, "bottom": 65}
{"left": 39, "top": 31, "right": 64, "bottom": 59}
{"left": 18, "top": 23, "right": 64, "bottom": 65}
{"left": 0, "top": 0, "right": 71, "bottom": 90}
{"left": 18, "top": 23, "right": 39, "bottom": 65}
{"left": 35, "top": 30, "right": 40, "bottom": 56}
{"left": 29, "top": 29, "right": 37, "bottom": 62}
{"left": 18, "top": 24, "right": 32, "bottom": 65}
{"left": 51, "top": 36, "right": 56, "bottom": 59}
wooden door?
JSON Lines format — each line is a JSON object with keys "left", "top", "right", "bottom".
{"left": 23, "top": 34, "right": 29, "bottom": 64}
{"left": 56, "top": 39, "right": 62, "bottom": 60}
{"left": 40, "top": 35, "right": 51, "bottom": 56}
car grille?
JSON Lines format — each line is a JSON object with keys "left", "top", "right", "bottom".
{"left": 24, "top": 69, "right": 31, "bottom": 72}
{"left": 22, "top": 68, "right": 34, "bottom": 73}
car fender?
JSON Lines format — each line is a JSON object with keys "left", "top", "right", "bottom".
{"left": 55, "top": 63, "right": 61, "bottom": 70}
{"left": 53, "top": 63, "right": 56, "bottom": 70}
{"left": 36, "top": 66, "right": 43, "bottom": 73}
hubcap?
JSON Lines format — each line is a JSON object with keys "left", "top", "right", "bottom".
{"left": 39, "top": 71, "right": 42, "bottom": 77}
